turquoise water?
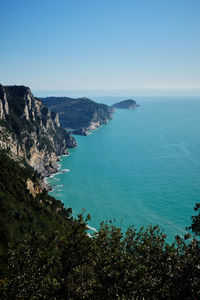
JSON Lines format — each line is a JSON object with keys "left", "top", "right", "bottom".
{"left": 47, "top": 97, "right": 200, "bottom": 241}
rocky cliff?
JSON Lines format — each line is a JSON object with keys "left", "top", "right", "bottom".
{"left": 41, "top": 96, "right": 114, "bottom": 135}
{"left": 0, "top": 84, "right": 76, "bottom": 176}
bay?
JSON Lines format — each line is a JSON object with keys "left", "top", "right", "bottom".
{"left": 47, "top": 97, "right": 200, "bottom": 241}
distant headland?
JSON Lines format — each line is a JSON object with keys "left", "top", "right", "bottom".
{"left": 111, "top": 99, "right": 139, "bottom": 109}
{"left": 41, "top": 96, "right": 114, "bottom": 136}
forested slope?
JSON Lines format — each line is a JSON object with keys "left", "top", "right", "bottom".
{"left": 0, "top": 151, "right": 200, "bottom": 299}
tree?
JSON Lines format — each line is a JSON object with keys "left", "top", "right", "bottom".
{"left": 188, "top": 203, "right": 200, "bottom": 236}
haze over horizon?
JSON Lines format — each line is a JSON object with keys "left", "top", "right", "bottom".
{"left": 34, "top": 89, "right": 200, "bottom": 98}
{"left": 1, "top": 0, "right": 200, "bottom": 95}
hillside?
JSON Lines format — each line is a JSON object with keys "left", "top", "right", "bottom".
{"left": 41, "top": 96, "right": 114, "bottom": 134}
{"left": 0, "top": 153, "right": 199, "bottom": 299}
{"left": 0, "top": 151, "right": 75, "bottom": 274}
{"left": 0, "top": 85, "right": 76, "bottom": 176}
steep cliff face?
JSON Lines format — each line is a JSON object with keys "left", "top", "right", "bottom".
{"left": 0, "top": 85, "right": 76, "bottom": 176}
{"left": 41, "top": 96, "right": 114, "bottom": 134}
{"left": 0, "top": 85, "right": 9, "bottom": 119}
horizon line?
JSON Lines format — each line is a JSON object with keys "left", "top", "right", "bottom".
{"left": 33, "top": 88, "right": 200, "bottom": 98}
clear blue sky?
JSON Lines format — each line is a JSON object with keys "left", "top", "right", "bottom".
{"left": 1, "top": 0, "right": 200, "bottom": 95}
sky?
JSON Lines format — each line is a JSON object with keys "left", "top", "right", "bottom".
{"left": 1, "top": 0, "right": 200, "bottom": 96}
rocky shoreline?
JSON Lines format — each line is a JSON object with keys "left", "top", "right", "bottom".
{"left": 0, "top": 84, "right": 77, "bottom": 177}
{"left": 43, "top": 153, "right": 71, "bottom": 191}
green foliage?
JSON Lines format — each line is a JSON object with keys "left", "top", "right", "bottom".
{"left": 188, "top": 203, "right": 200, "bottom": 236}
{"left": 41, "top": 96, "right": 112, "bottom": 129}
{"left": 0, "top": 152, "right": 73, "bottom": 277}
{"left": 0, "top": 152, "right": 200, "bottom": 299}
{"left": 2, "top": 218, "right": 200, "bottom": 299}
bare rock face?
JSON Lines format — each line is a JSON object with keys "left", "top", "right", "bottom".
{"left": 0, "top": 85, "right": 9, "bottom": 120}
{"left": 0, "top": 84, "right": 77, "bottom": 176}
{"left": 26, "top": 178, "right": 42, "bottom": 197}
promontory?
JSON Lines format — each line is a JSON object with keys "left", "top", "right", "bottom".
{"left": 41, "top": 96, "right": 114, "bottom": 135}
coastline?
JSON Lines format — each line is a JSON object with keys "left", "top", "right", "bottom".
{"left": 44, "top": 121, "right": 105, "bottom": 190}
{"left": 43, "top": 153, "right": 71, "bottom": 192}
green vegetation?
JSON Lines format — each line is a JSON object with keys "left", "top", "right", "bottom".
{"left": 41, "top": 96, "right": 113, "bottom": 130}
{"left": 0, "top": 152, "right": 73, "bottom": 275}
{"left": 0, "top": 151, "right": 200, "bottom": 299}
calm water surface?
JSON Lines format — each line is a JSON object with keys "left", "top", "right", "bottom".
{"left": 47, "top": 97, "right": 200, "bottom": 241}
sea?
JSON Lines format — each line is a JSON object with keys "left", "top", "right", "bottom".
{"left": 47, "top": 96, "right": 200, "bottom": 242}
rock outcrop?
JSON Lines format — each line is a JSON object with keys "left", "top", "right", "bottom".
{"left": 26, "top": 178, "right": 42, "bottom": 197}
{"left": 72, "top": 128, "right": 90, "bottom": 136}
{"left": 0, "top": 84, "right": 9, "bottom": 119}
{"left": 111, "top": 99, "right": 139, "bottom": 109}
{"left": 0, "top": 84, "right": 76, "bottom": 177}
{"left": 41, "top": 96, "right": 114, "bottom": 134}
